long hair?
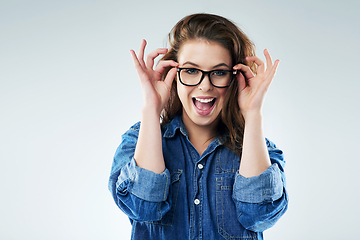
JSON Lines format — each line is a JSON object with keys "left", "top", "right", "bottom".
{"left": 160, "top": 13, "right": 257, "bottom": 156}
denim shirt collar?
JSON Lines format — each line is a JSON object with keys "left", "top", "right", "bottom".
{"left": 162, "top": 115, "right": 188, "bottom": 139}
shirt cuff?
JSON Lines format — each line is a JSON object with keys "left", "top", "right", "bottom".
{"left": 117, "top": 158, "right": 171, "bottom": 202}
{"left": 233, "top": 163, "right": 283, "bottom": 203}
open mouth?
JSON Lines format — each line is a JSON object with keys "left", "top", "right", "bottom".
{"left": 192, "top": 97, "right": 216, "bottom": 115}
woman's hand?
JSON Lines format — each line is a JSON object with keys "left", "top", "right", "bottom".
{"left": 130, "top": 39, "right": 179, "bottom": 114}
{"left": 233, "top": 49, "right": 279, "bottom": 119}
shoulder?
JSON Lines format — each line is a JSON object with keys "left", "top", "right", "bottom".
{"left": 265, "top": 138, "right": 279, "bottom": 149}
{"left": 121, "top": 121, "right": 141, "bottom": 138}
{"left": 265, "top": 138, "right": 285, "bottom": 169}
{"left": 110, "top": 121, "right": 141, "bottom": 177}
{"left": 265, "top": 138, "right": 283, "bottom": 154}
{"left": 129, "top": 121, "right": 141, "bottom": 132}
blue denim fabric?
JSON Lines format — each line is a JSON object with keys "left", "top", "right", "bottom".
{"left": 109, "top": 115, "right": 288, "bottom": 240}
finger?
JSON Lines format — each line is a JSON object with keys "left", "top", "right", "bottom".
{"left": 130, "top": 49, "right": 143, "bottom": 72}
{"left": 137, "top": 39, "right": 147, "bottom": 68}
{"left": 146, "top": 48, "right": 169, "bottom": 69}
{"left": 264, "top": 49, "right": 273, "bottom": 71}
{"left": 233, "top": 64, "right": 255, "bottom": 80}
{"left": 237, "top": 72, "right": 246, "bottom": 92}
{"left": 266, "top": 59, "right": 280, "bottom": 84}
{"left": 246, "top": 55, "right": 265, "bottom": 74}
{"left": 163, "top": 67, "right": 177, "bottom": 89}
{"left": 261, "top": 59, "right": 280, "bottom": 92}
{"left": 154, "top": 60, "right": 179, "bottom": 75}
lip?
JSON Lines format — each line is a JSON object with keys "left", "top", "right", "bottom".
{"left": 192, "top": 96, "right": 217, "bottom": 116}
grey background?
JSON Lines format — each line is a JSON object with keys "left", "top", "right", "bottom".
{"left": 1, "top": 0, "right": 359, "bottom": 239}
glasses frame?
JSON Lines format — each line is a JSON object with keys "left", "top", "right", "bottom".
{"left": 176, "top": 67, "right": 238, "bottom": 88}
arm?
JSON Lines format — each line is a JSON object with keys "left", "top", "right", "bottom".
{"left": 232, "top": 50, "right": 288, "bottom": 231}
{"left": 130, "top": 39, "right": 178, "bottom": 174}
{"left": 135, "top": 107, "right": 166, "bottom": 173}
{"left": 108, "top": 123, "right": 172, "bottom": 222}
{"left": 233, "top": 139, "right": 288, "bottom": 232}
{"left": 234, "top": 49, "right": 279, "bottom": 178}
{"left": 108, "top": 40, "right": 179, "bottom": 221}
{"left": 240, "top": 112, "right": 270, "bottom": 177}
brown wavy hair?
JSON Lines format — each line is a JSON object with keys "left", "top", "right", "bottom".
{"left": 160, "top": 13, "right": 257, "bottom": 155}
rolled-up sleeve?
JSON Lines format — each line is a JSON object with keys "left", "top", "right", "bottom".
{"left": 233, "top": 163, "right": 283, "bottom": 203}
{"left": 117, "top": 158, "right": 171, "bottom": 202}
{"left": 108, "top": 122, "right": 172, "bottom": 222}
{"left": 232, "top": 138, "right": 288, "bottom": 232}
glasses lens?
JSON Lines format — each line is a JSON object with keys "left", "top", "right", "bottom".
{"left": 210, "top": 70, "right": 232, "bottom": 87}
{"left": 179, "top": 68, "right": 202, "bottom": 86}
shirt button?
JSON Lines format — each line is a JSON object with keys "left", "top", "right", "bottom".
{"left": 194, "top": 199, "right": 200, "bottom": 205}
{"left": 198, "top": 164, "right": 204, "bottom": 170}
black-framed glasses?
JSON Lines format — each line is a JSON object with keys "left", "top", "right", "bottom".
{"left": 176, "top": 67, "right": 237, "bottom": 88}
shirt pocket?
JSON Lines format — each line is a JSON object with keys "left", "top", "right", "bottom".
{"left": 216, "top": 176, "right": 257, "bottom": 239}
{"left": 147, "top": 169, "right": 183, "bottom": 226}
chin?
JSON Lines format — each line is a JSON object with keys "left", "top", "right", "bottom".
{"left": 185, "top": 109, "right": 221, "bottom": 128}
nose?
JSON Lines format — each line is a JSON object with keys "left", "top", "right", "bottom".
{"left": 198, "top": 73, "right": 213, "bottom": 91}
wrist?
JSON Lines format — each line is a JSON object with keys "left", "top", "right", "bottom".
{"left": 141, "top": 102, "right": 163, "bottom": 117}
{"left": 241, "top": 110, "right": 263, "bottom": 122}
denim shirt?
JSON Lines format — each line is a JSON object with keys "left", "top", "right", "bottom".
{"left": 108, "top": 115, "right": 288, "bottom": 240}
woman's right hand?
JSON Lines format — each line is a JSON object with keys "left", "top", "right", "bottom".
{"left": 130, "top": 39, "right": 178, "bottom": 115}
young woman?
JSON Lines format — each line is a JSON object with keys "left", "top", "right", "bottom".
{"left": 109, "top": 13, "right": 288, "bottom": 240}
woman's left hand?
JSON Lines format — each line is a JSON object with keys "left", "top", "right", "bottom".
{"left": 233, "top": 49, "right": 279, "bottom": 119}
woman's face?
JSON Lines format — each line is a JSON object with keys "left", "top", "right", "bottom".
{"left": 176, "top": 40, "right": 232, "bottom": 130}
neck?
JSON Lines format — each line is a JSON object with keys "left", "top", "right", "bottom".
{"left": 182, "top": 113, "right": 219, "bottom": 155}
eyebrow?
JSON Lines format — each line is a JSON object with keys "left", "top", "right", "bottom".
{"left": 182, "top": 61, "right": 231, "bottom": 69}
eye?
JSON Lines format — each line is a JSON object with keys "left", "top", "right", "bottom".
{"left": 184, "top": 68, "right": 199, "bottom": 75}
{"left": 212, "top": 70, "right": 227, "bottom": 77}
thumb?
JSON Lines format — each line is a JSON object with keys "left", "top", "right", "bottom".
{"left": 238, "top": 72, "right": 246, "bottom": 92}
{"left": 163, "top": 67, "right": 177, "bottom": 90}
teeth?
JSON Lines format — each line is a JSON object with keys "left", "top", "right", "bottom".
{"left": 195, "top": 97, "right": 214, "bottom": 103}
